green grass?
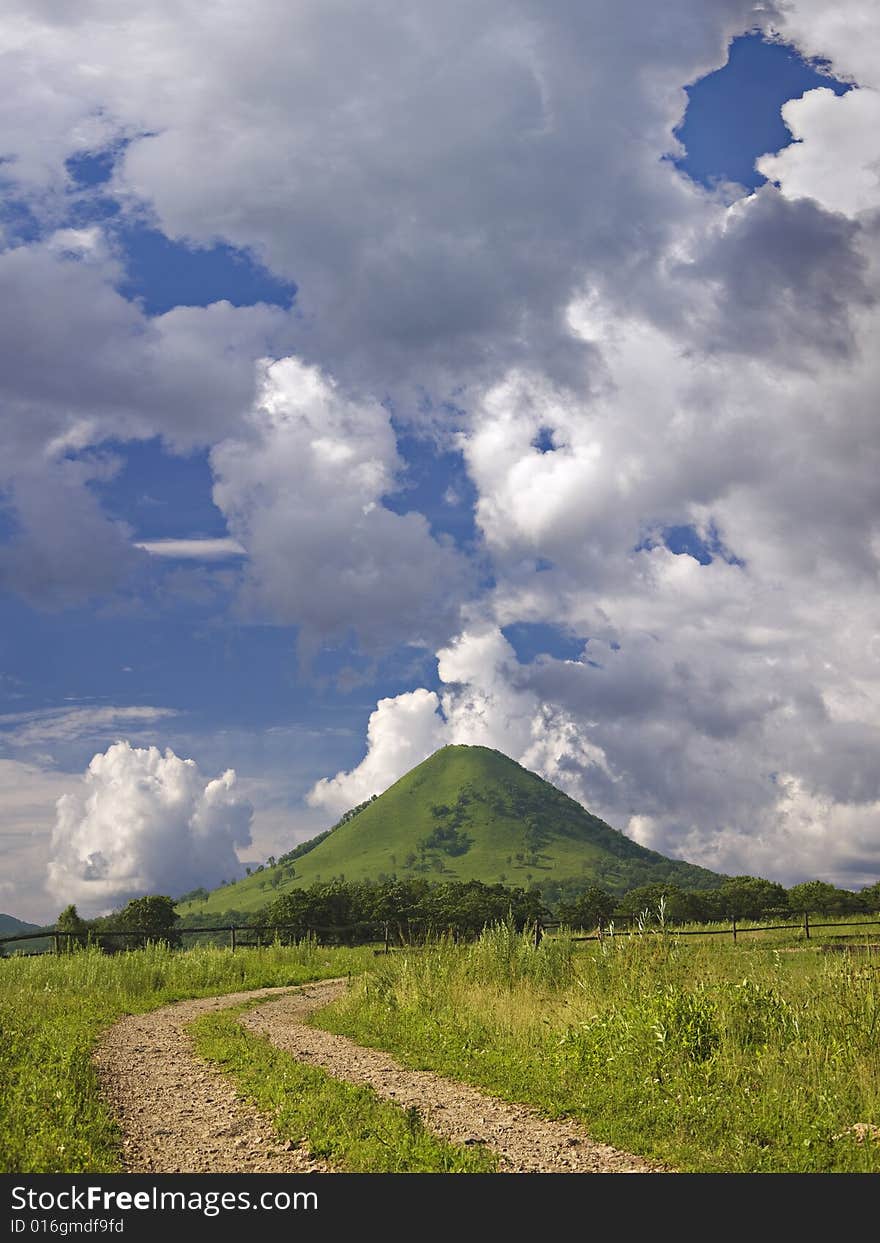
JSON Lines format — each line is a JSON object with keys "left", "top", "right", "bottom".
{"left": 313, "top": 922, "right": 880, "bottom": 1173}
{"left": 190, "top": 1009, "right": 497, "bottom": 1173}
{"left": 179, "top": 744, "right": 723, "bottom": 916}
{"left": 0, "top": 942, "right": 373, "bottom": 1173}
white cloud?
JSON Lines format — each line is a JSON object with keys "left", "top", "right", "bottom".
{"left": 135, "top": 537, "right": 247, "bottom": 560}
{"left": 757, "top": 87, "right": 880, "bottom": 216}
{"left": 0, "top": 455, "right": 145, "bottom": 608}
{"left": 0, "top": 758, "right": 79, "bottom": 923}
{"left": 47, "top": 741, "right": 253, "bottom": 914}
{"left": 0, "top": 0, "right": 763, "bottom": 397}
{"left": 0, "top": 238, "right": 292, "bottom": 606}
{"left": 3, "top": 1, "right": 880, "bottom": 892}
{"left": 211, "top": 356, "right": 471, "bottom": 652}
{"left": 775, "top": 0, "right": 879, "bottom": 90}
{"left": 0, "top": 705, "right": 178, "bottom": 749}
{"left": 0, "top": 239, "right": 291, "bottom": 457}
{"left": 310, "top": 626, "right": 880, "bottom": 889}
{"left": 309, "top": 628, "right": 614, "bottom": 819}
{"left": 309, "top": 688, "right": 446, "bottom": 815}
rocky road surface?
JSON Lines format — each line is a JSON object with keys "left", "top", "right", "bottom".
{"left": 94, "top": 978, "right": 667, "bottom": 1174}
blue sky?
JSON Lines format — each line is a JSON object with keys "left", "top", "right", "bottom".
{"left": 2, "top": 7, "right": 878, "bottom": 920}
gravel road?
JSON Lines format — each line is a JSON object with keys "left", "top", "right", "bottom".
{"left": 93, "top": 978, "right": 667, "bottom": 1174}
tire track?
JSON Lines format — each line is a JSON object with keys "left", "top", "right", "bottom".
{"left": 242, "top": 985, "right": 666, "bottom": 1173}
{"left": 92, "top": 984, "right": 336, "bottom": 1173}
{"left": 94, "top": 977, "right": 667, "bottom": 1173}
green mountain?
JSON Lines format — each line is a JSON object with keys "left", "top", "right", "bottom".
{"left": 0, "top": 912, "right": 52, "bottom": 954}
{"left": 178, "top": 744, "right": 725, "bottom": 917}
{"left": 0, "top": 913, "right": 42, "bottom": 936}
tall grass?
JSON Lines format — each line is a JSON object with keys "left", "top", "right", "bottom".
{"left": 315, "top": 922, "right": 880, "bottom": 1172}
{"left": 0, "top": 942, "right": 372, "bottom": 1173}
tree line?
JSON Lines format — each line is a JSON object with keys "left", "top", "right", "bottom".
{"left": 34, "top": 872, "right": 880, "bottom": 954}
{"left": 176, "top": 877, "right": 546, "bottom": 944}
{"left": 555, "top": 875, "right": 880, "bottom": 930}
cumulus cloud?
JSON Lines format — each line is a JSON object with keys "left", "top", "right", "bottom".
{"left": 309, "top": 628, "right": 613, "bottom": 818}
{"left": 0, "top": 0, "right": 765, "bottom": 398}
{"left": 211, "top": 356, "right": 472, "bottom": 652}
{"left": 47, "top": 741, "right": 253, "bottom": 914}
{"left": 309, "top": 688, "right": 446, "bottom": 814}
{"left": 0, "top": 758, "right": 79, "bottom": 923}
{"left": 765, "top": 3, "right": 880, "bottom": 218}
{"left": 0, "top": 238, "right": 291, "bottom": 455}
{"left": 438, "top": 231, "right": 880, "bottom": 887}
{"left": 776, "top": 0, "right": 879, "bottom": 91}
{"left": 0, "top": 457, "right": 146, "bottom": 608}
{"left": 0, "top": 236, "right": 293, "bottom": 606}
{"left": 310, "top": 612, "right": 880, "bottom": 887}
{"left": 3, "top": 0, "right": 880, "bottom": 895}
{"left": 757, "top": 87, "right": 880, "bottom": 216}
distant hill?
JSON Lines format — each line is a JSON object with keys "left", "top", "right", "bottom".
{"left": 0, "top": 912, "right": 52, "bottom": 954}
{"left": 0, "top": 913, "right": 42, "bottom": 936}
{"left": 178, "top": 744, "right": 726, "bottom": 916}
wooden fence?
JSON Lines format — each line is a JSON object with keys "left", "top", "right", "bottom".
{"left": 0, "top": 920, "right": 393, "bottom": 955}
{"left": 3, "top": 909, "right": 880, "bottom": 956}
{"left": 543, "top": 910, "right": 880, "bottom": 944}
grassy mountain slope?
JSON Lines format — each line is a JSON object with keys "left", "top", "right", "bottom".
{"left": 0, "top": 913, "right": 52, "bottom": 954}
{"left": 0, "top": 913, "right": 42, "bottom": 937}
{"left": 179, "top": 745, "right": 725, "bottom": 917}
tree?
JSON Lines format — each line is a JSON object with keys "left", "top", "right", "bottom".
{"left": 619, "top": 883, "right": 698, "bottom": 924}
{"left": 176, "top": 886, "right": 209, "bottom": 905}
{"left": 55, "top": 903, "right": 88, "bottom": 950}
{"left": 262, "top": 889, "right": 314, "bottom": 940}
{"left": 557, "top": 885, "right": 615, "bottom": 931}
{"left": 116, "top": 895, "right": 180, "bottom": 945}
{"left": 715, "top": 876, "right": 788, "bottom": 921}
{"left": 857, "top": 880, "right": 880, "bottom": 910}
{"left": 787, "top": 880, "right": 860, "bottom": 915}
{"left": 57, "top": 904, "right": 87, "bottom": 934}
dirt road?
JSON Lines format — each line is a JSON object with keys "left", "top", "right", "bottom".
{"left": 93, "top": 978, "right": 665, "bottom": 1174}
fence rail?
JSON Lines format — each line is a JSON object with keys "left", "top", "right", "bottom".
{"left": 0, "top": 919, "right": 392, "bottom": 954}
{"left": 3, "top": 908, "right": 880, "bottom": 956}
{"left": 545, "top": 911, "right": 880, "bottom": 943}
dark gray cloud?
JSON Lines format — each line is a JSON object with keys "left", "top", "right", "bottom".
{"left": 681, "top": 187, "right": 875, "bottom": 362}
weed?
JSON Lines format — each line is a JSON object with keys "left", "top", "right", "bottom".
{"left": 316, "top": 922, "right": 880, "bottom": 1172}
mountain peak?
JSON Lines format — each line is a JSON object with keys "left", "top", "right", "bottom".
{"left": 178, "top": 743, "right": 724, "bottom": 916}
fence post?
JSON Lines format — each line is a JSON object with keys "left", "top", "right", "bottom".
{"left": 732, "top": 918, "right": 737, "bottom": 943}
{"left": 598, "top": 917, "right": 605, "bottom": 944}
{"left": 804, "top": 909, "right": 810, "bottom": 940}
{"left": 53, "top": 933, "right": 60, "bottom": 955}
{"left": 533, "top": 921, "right": 543, "bottom": 948}
{"left": 230, "top": 926, "right": 237, "bottom": 953}
{"left": 383, "top": 921, "right": 390, "bottom": 955}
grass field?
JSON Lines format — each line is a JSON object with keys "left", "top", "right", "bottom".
{"left": 314, "top": 921, "right": 880, "bottom": 1173}
{"left": 4, "top": 919, "right": 879, "bottom": 1175}
{"left": 0, "top": 942, "right": 373, "bottom": 1173}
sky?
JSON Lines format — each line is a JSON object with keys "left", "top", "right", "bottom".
{"left": 1, "top": 1, "right": 879, "bottom": 922}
